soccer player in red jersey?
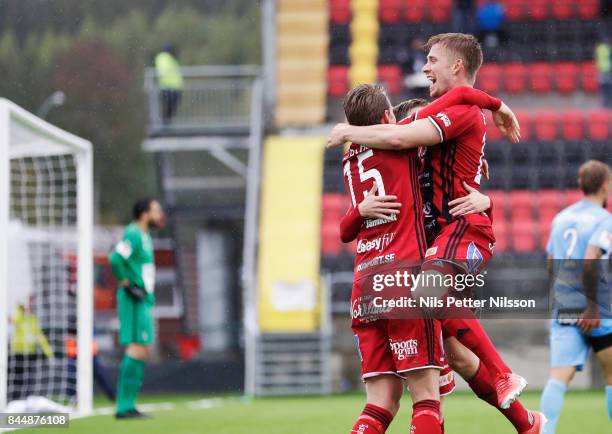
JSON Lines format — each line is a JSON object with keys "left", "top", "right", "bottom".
{"left": 342, "top": 84, "right": 444, "bottom": 434}
{"left": 329, "top": 33, "right": 544, "bottom": 434}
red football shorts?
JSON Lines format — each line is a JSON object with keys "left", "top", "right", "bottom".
{"left": 352, "top": 317, "right": 445, "bottom": 380}
{"left": 423, "top": 215, "right": 495, "bottom": 275}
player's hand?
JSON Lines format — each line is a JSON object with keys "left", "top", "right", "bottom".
{"left": 448, "top": 182, "right": 491, "bottom": 216}
{"left": 577, "top": 306, "right": 601, "bottom": 334}
{"left": 482, "top": 158, "right": 490, "bottom": 181}
{"left": 327, "top": 123, "right": 350, "bottom": 148}
{"left": 493, "top": 102, "right": 520, "bottom": 144}
{"left": 124, "top": 285, "right": 147, "bottom": 301}
{"left": 358, "top": 182, "right": 401, "bottom": 221}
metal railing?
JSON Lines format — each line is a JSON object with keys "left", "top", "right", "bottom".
{"left": 145, "top": 65, "right": 262, "bottom": 135}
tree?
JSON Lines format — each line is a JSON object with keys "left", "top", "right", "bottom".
{"left": 50, "top": 40, "right": 153, "bottom": 223}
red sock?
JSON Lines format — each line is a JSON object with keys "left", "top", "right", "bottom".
{"left": 411, "top": 400, "right": 441, "bottom": 434}
{"left": 467, "top": 362, "right": 532, "bottom": 432}
{"left": 440, "top": 317, "right": 511, "bottom": 378}
{"left": 351, "top": 403, "right": 393, "bottom": 434}
{"left": 440, "top": 417, "right": 445, "bottom": 434}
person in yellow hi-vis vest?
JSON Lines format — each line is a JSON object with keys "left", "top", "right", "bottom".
{"left": 154, "top": 43, "right": 184, "bottom": 123}
{"left": 8, "top": 304, "right": 54, "bottom": 401}
{"left": 595, "top": 33, "right": 612, "bottom": 107}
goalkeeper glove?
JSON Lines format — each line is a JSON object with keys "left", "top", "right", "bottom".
{"left": 124, "top": 284, "right": 147, "bottom": 301}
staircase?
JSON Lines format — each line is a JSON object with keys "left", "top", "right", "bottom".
{"left": 253, "top": 332, "right": 332, "bottom": 396}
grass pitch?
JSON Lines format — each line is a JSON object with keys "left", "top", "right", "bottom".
{"left": 22, "top": 390, "right": 608, "bottom": 434}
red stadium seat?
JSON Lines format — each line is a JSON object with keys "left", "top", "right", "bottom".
{"left": 379, "top": 0, "right": 402, "bottom": 23}
{"left": 529, "top": 63, "right": 552, "bottom": 93}
{"left": 493, "top": 222, "right": 508, "bottom": 252}
{"left": 378, "top": 65, "right": 403, "bottom": 96}
{"left": 504, "top": 0, "right": 525, "bottom": 21}
{"left": 327, "top": 66, "right": 349, "bottom": 97}
{"left": 527, "top": 0, "right": 549, "bottom": 20}
{"left": 486, "top": 190, "right": 507, "bottom": 224}
{"left": 577, "top": 0, "right": 600, "bottom": 19}
{"left": 330, "top": 0, "right": 351, "bottom": 24}
{"left": 511, "top": 221, "right": 537, "bottom": 252}
{"left": 485, "top": 111, "right": 504, "bottom": 141}
{"left": 581, "top": 62, "right": 599, "bottom": 93}
{"left": 587, "top": 109, "right": 611, "bottom": 140}
{"left": 321, "top": 224, "right": 342, "bottom": 256}
{"left": 561, "top": 110, "right": 584, "bottom": 141}
{"left": 563, "top": 189, "right": 582, "bottom": 207}
{"left": 556, "top": 62, "right": 579, "bottom": 94}
{"left": 404, "top": 0, "right": 426, "bottom": 22}
{"left": 551, "top": 0, "right": 574, "bottom": 20}
{"left": 534, "top": 111, "right": 559, "bottom": 141}
{"left": 477, "top": 64, "right": 502, "bottom": 94}
{"left": 429, "top": 0, "right": 452, "bottom": 22}
{"left": 504, "top": 63, "right": 527, "bottom": 94}
{"left": 514, "top": 110, "right": 533, "bottom": 140}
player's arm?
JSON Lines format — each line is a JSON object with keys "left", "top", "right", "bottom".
{"left": 328, "top": 118, "right": 441, "bottom": 150}
{"left": 340, "top": 182, "right": 401, "bottom": 242}
{"left": 109, "top": 231, "right": 141, "bottom": 288}
{"left": 579, "top": 244, "right": 603, "bottom": 333}
{"left": 579, "top": 224, "right": 609, "bottom": 333}
{"left": 414, "top": 86, "right": 502, "bottom": 120}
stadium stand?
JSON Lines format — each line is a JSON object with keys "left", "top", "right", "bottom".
{"left": 276, "top": 0, "right": 328, "bottom": 125}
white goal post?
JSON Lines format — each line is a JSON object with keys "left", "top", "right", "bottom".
{"left": 0, "top": 99, "right": 93, "bottom": 416}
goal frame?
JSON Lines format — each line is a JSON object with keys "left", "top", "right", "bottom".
{"left": 0, "top": 98, "right": 94, "bottom": 415}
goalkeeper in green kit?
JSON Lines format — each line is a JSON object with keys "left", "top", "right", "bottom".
{"left": 109, "top": 198, "right": 165, "bottom": 419}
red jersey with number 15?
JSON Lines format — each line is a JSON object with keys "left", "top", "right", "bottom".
{"left": 410, "top": 104, "right": 491, "bottom": 235}
{"left": 342, "top": 144, "right": 426, "bottom": 279}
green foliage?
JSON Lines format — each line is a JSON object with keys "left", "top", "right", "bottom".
{"left": 0, "top": 1, "right": 260, "bottom": 222}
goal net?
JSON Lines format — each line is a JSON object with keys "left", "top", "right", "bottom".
{"left": 0, "top": 99, "right": 93, "bottom": 415}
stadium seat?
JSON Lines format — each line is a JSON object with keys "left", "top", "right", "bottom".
{"left": 330, "top": 0, "right": 351, "bottom": 24}
{"left": 404, "top": 0, "right": 426, "bottom": 22}
{"left": 556, "top": 62, "right": 579, "bottom": 93}
{"left": 534, "top": 111, "right": 559, "bottom": 141}
{"left": 581, "top": 62, "right": 599, "bottom": 93}
{"left": 378, "top": 65, "right": 403, "bottom": 95}
{"left": 577, "top": 0, "right": 600, "bottom": 19}
{"left": 485, "top": 112, "right": 504, "bottom": 142}
{"left": 321, "top": 224, "right": 342, "bottom": 256}
{"left": 514, "top": 110, "right": 533, "bottom": 140}
{"left": 327, "top": 66, "right": 349, "bottom": 96}
{"left": 429, "top": 0, "right": 452, "bottom": 22}
{"left": 477, "top": 64, "right": 502, "bottom": 94}
{"left": 379, "top": 0, "right": 402, "bottom": 23}
{"left": 527, "top": 0, "right": 549, "bottom": 20}
{"left": 563, "top": 189, "right": 582, "bottom": 207}
{"left": 504, "top": 0, "right": 525, "bottom": 21}
{"left": 560, "top": 110, "right": 584, "bottom": 141}
{"left": 529, "top": 63, "right": 552, "bottom": 93}
{"left": 504, "top": 63, "right": 527, "bottom": 93}
{"left": 551, "top": 0, "right": 574, "bottom": 20}
{"left": 511, "top": 220, "right": 537, "bottom": 252}
{"left": 493, "top": 221, "right": 508, "bottom": 252}
{"left": 587, "top": 110, "right": 611, "bottom": 140}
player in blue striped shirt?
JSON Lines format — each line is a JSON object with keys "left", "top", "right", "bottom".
{"left": 540, "top": 160, "right": 612, "bottom": 433}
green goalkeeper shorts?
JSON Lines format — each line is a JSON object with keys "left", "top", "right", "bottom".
{"left": 117, "top": 288, "right": 154, "bottom": 345}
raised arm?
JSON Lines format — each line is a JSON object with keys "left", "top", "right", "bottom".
{"left": 328, "top": 118, "right": 441, "bottom": 150}
{"left": 411, "top": 86, "right": 501, "bottom": 121}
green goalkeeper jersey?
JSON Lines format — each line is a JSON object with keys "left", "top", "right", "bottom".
{"left": 109, "top": 222, "right": 156, "bottom": 304}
